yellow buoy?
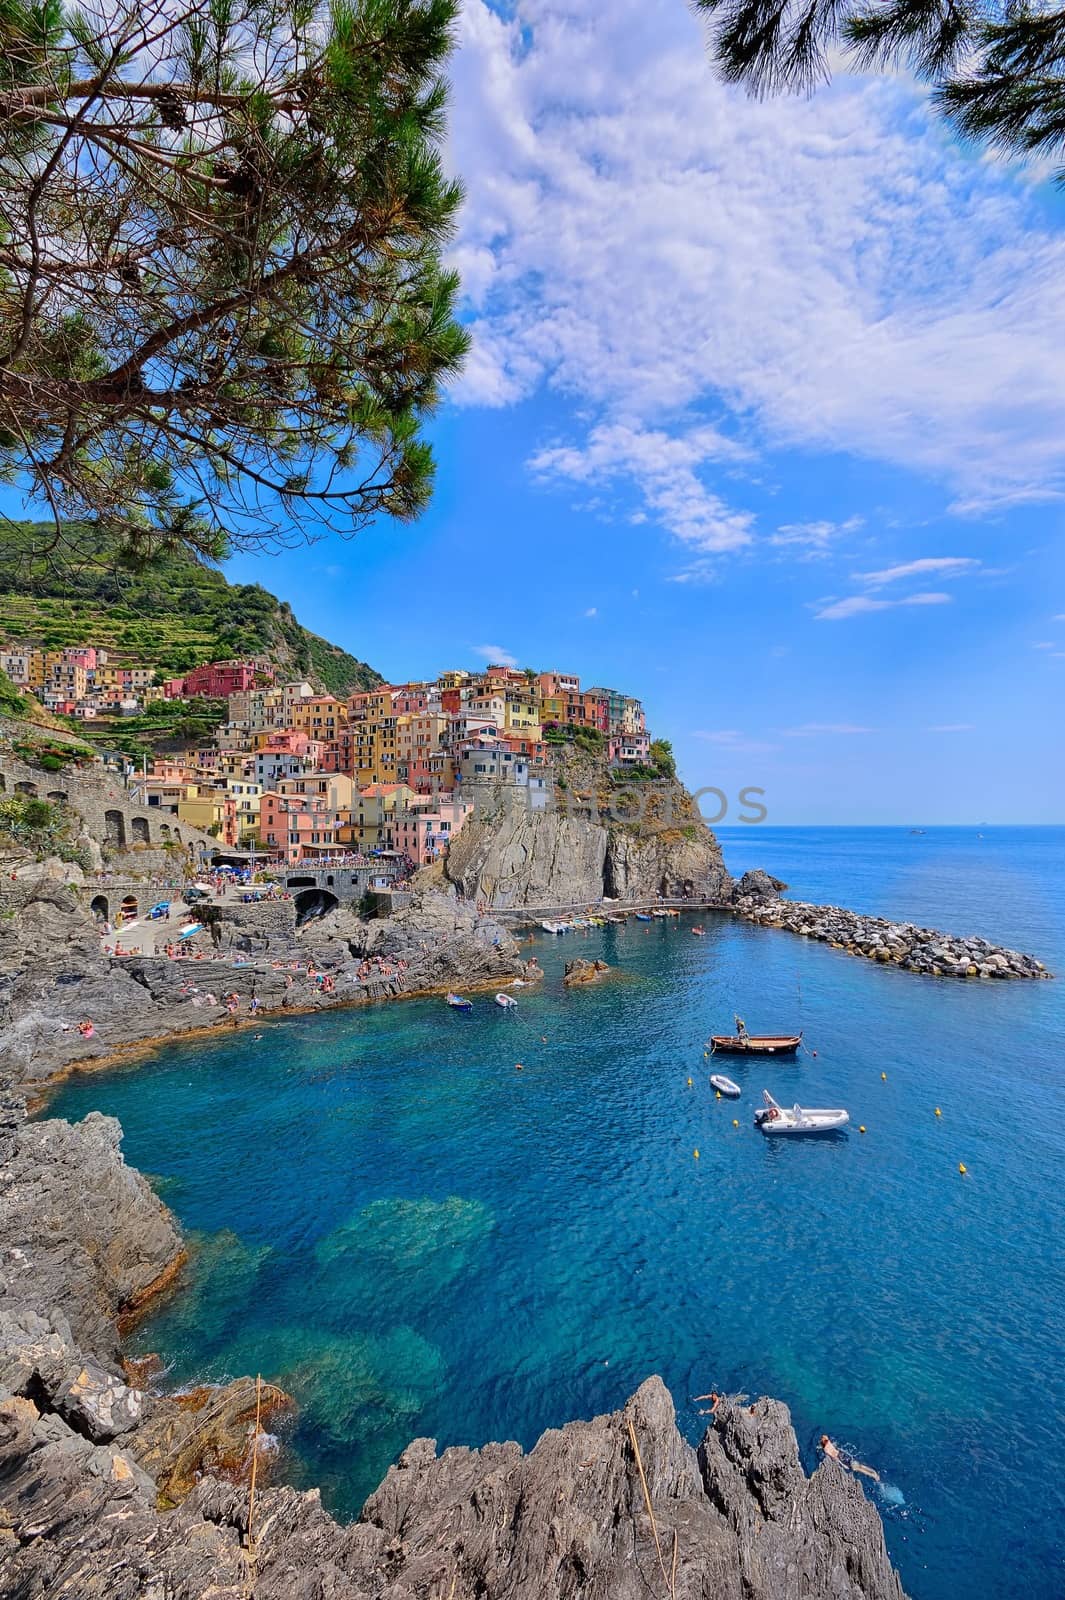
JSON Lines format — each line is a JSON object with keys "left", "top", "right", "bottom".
{"left": 732, "top": 1118, "right": 739, "bottom": 1127}
{"left": 687, "top": 1077, "right": 693, "bottom": 1087}
{"left": 881, "top": 1072, "right": 887, "bottom": 1081}
{"left": 715, "top": 1090, "right": 721, "bottom": 1099}
{"left": 959, "top": 1162, "right": 967, "bottom": 1174}
{"left": 859, "top": 1125, "right": 866, "bottom": 1133}
{"left": 694, "top": 1148, "right": 700, "bottom": 1159}
{"left": 935, "top": 1107, "right": 942, "bottom": 1117}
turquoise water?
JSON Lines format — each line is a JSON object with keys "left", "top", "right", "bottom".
{"left": 46, "top": 827, "right": 1065, "bottom": 1600}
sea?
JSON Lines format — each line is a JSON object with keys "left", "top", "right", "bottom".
{"left": 44, "top": 826, "right": 1065, "bottom": 1600}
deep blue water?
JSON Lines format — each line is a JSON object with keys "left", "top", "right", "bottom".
{"left": 46, "top": 827, "right": 1065, "bottom": 1600}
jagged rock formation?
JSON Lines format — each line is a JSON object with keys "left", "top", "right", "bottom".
{"left": 733, "top": 893, "right": 1051, "bottom": 979}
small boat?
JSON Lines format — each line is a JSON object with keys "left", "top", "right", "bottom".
{"left": 635, "top": 912, "right": 652, "bottom": 922}
{"left": 495, "top": 992, "right": 517, "bottom": 1008}
{"left": 446, "top": 993, "right": 473, "bottom": 1011}
{"left": 709, "top": 1032, "right": 802, "bottom": 1056}
{"left": 710, "top": 1073, "right": 741, "bottom": 1097}
{"left": 754, "top": 1090, "right": 849, "bottom": 1136}
{"left": 691, "top": 925, "right": 706, "bottom": 936}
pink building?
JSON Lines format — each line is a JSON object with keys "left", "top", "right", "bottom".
{"left": 259, "top": 790, "right": 340, "bottom": 862}
{"left": 165, "top": 660, "right": 268, "bottom": 699}
{"left": 391, "top": 796, "right": 473, "bottom": 865}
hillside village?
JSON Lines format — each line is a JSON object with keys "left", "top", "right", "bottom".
{"left": 0, "top": 644, "right": 658, "bottom": 867}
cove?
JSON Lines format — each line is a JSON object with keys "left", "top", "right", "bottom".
{"left": 46, "top": 827, "right": 1065, "bottom": 1600}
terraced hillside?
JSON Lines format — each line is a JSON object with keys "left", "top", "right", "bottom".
{"left": 0, "top": 524, "right": 381, "bottom": 695}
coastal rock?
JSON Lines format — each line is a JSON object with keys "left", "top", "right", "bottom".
{"left": 52, "top": 1357, "right": 143, "bottom": 1442}
{"left": 563, "top": 956, "right": 611, "bottom": 985}
{"left": 734, "top": 868, "right": 788, "bottom": 901}
{"left": 0, "top": 1369, "right": 909, "bottom": 1600}
{"left": 0, "top": 1110, "right": 184, "bottom": 1358}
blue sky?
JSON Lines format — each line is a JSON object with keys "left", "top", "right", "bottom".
{"left": 17, "top": 0, "right": 1065, "bottom": 822}
{"left": 223, "top": 0, "right": 1065, "bottom": 823}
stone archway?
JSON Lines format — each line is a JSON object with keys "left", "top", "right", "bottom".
{"left": 47, "top": 790, "right": 68, "bottom": 803}
{"left": 119, "top": 894, "right": 138, "bottom": 921}
{"left": 294, "top": 887, "right": 339, "bottom": 926}
{"left": 89, "top": 895, "right": 109, "bottom": 923}
{"left": 131, "top": 816, "right": 150, "bottom": 844}
{"left": 159, "top": 823, "right": 171, "bottom": 840}
{"left": 15, "top": 780, "right": 38, "bottom": 796}
{"left": 104, "top": 809, "right": 126, "bottom": 847}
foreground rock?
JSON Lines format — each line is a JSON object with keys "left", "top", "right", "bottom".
{"left": 732, "top": 893, "right": 1051, "bottom": 980}
{"left": 0, "top": 1355, "right": 906, "bottom": 1600}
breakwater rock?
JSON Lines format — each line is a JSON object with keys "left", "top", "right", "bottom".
{"left": 733, "top": 894, "right": 1051, "bottom": 979}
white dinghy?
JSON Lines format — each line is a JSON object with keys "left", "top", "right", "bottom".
{"left": 495, "top": 992, "right": 518, "bottom": 1008}
{"left": 754, "top": 1090, "right": 849, "bottom": 1136}
{"left": 710, "top": 1074, "right": 741, "bottom": 1097}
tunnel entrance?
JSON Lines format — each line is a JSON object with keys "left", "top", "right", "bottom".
{"left": 294, "top": 888, "right": 339, "bottom": 926}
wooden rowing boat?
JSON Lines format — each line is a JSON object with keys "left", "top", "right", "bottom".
{"left": 709, "top": 1032, "right": 802, "bottom": 1056}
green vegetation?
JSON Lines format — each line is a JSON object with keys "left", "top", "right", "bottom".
{"left": 0, "top": 795, "right": 91, "bottom": 870}
{"left": 697, "top": 0, "right": 1065, "bottom": 182}
{"left": 0, "top": 0, "right": 467, "bottom": 565}
{"left": 0, "top": 523, "right": 381, "bottom": 692}
{"left": 9, "top": 733, "right": 96, "bottom": 768}
{"left": 649, "top": 739, "right": 676, "bottom": 778}
{"left": 68, "top": 698, "right": 230, "bottom": 763}
{"left": 0, "top": 669, "right": 28, "bottom": 719}
{"left": 543, "top": 723, "right": 605, "bottom": 753}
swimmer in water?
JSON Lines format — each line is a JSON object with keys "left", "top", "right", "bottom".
{"left": 820, "top": 1436, "right": 880, "bottom": 1481}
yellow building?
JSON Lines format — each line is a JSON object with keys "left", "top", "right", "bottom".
{"left": 338, "top": 783, "right": 418, "bottom": 852}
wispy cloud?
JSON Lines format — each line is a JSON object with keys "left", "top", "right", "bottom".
{"left": 771, "top": 516, "right": 863, "bottom": 556}
{"left": 927, "top": 723, "right": 975, "bottom": 733}
{"left": 583, "top": 606, "right": 598, "bottom": 618}
{"left": 814, "top": 591, "right": 953, "bottom": 621}
{"left": 858, "top": 557, "right": 981, "bottom": 587}
{"left": 782, "top": 723, "right": 877, "bottom": 736}
{"left": 472, "top": 644, "right": 518, "bottom": 667}
{"left": 530, "top": 422, "right": 754, "bottom": 563}
{"left": 693, "top": 729, "right": 778, "bottom": 754}
{"left": 451, "top": 0, "right": 1065, "bottom": 532}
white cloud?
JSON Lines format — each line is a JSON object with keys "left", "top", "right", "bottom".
{"left": 448, "top": 0, "right": 1065, "bottom": 531}
{"left": 771, "top": 517, "right": 864, "bottom": 555}
{"left": 783, "top": 723, "right": 877, "bottom": 736}
{"left": 472, "top": 644, "right": 518, "bottom": 666}
{"left": 814, "top": 591, "right": 953, "bottom": 621}
{"left": 1032, "top": 641, "right": 1057, "bottom": 650}
{"left": 927, "top": 723, "right": 975, "bottom": 732}
{"left": 530, "top": 421, "right": 754, "bottom": 561}
{"left": 693, "top": 728, "right": 778, "bottom": 753}
{"left": 583, "top": 606, "right": 598, "bottom": 618}
{"left": 857, "top": 557, "right": 981, "bottom": 587}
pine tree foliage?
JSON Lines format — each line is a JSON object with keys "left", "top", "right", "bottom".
{"left": 695, "top": 0, "right": 1065, "bottom": 182}
{"left": 0, "top": 0, "right": 468, "bottom": 569}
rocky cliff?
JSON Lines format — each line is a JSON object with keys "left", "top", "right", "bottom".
{"left": 446, "top": 745, "right": 732, "bottom": 908}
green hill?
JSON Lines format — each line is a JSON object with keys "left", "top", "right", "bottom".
{"left": 0, "top": 524, "right": 382, "bottom": 695}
